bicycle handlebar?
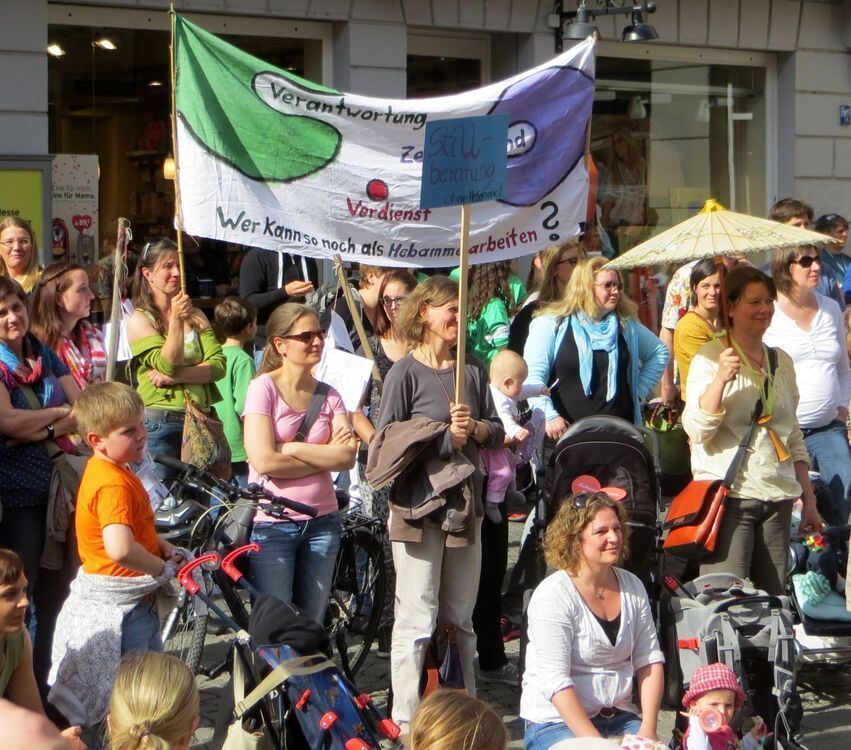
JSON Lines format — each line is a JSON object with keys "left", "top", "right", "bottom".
{"left": 245, "top": 483, "right": 318, "bottom": 518}
{"left": 221, "top": 544, "right": 259, "bottom": 582}
{"left": 177, "top": 552, "right": 220, "bottom": 594}
{"left": 153, "top": 453, "right": 194, "bottom": 475}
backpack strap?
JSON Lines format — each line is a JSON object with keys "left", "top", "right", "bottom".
{"left": 233, "top": 653, "right": 336, "bottom": 720}
{"left": 293, "top": 381, "right": 330, "bottom": 443}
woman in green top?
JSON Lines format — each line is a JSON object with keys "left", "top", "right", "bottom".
{"left": 126, "top": 239, "right": 226, "bottom": 480}
{"left": 465, "top": 261, "right": 523, "bottom": 367}
{"left": 0, "top": 548, "right": 84, "bottom": 748}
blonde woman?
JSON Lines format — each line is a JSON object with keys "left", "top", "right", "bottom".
{"left": 520, "top": 493, "right": 664, "bottom": 748}
{"left": 523, "top": 256, "right": 668, "bottom": 439}
{"left": 243, "top": 303, "right": 357, "bottom": 624}
{"left": 107, "top": 652, "right": 199, "bottom": 750}
{"left": 0, "top": 217, "right": 41, "bottom": 293}
{"left": 368, "top": 276, "right": 504, "bottom": 734}
{"left": 126, "top": 239, "right": 225, "bottom": 479}
{"left": 410, "top": 690, "right": 508, "bottom": 750}
{"left": 509, "top": 239, "right": 586, "bottom": 356}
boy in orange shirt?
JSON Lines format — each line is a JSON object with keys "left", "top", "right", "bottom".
{"left": 48, "top": 382, "right": 188, "bottom": 728}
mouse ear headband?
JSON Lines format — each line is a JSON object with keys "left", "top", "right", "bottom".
{"left": 569, "top": 475, "right": 627, "bottom": 503}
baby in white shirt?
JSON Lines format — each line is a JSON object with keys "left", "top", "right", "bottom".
{"left": 481, "top": 350, "right": 547, "bottom": 522}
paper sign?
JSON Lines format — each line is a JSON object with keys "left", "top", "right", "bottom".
{"left": 314, "top": 347, "right": 374, "bottom": 411}
{"left": 420, "top": 114, "right": 509, "bottom": 210}
{"left": 51, "top": 155, "right": 99, "bottom": 263}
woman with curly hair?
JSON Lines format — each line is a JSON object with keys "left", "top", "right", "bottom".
{"left": 520, "top": 493, "right": 663, "bottom": 749}
{"left": 524, "top": 256, "right": 668, "bottom": 440}
{"left": 465, "top": 260, "right": 521, "bottom": 367}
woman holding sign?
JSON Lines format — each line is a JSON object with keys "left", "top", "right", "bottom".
{"left": 367, "top": 276, "right": 504, "bottom": 735}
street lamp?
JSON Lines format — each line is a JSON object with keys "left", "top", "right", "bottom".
{"left": 547, "top": 1, "right": 658, "bottom": 51}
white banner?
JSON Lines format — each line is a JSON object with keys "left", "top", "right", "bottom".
{"left": 174, "top": 15, "right": 595, "bottom": 268}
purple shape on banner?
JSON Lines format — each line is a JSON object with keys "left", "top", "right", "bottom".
{"left": 489, "top": 64, "right": 594, "bottom": 207}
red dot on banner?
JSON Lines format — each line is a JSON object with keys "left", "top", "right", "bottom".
{"left": 366, "top": 179, "right": 388, "bottom": 202}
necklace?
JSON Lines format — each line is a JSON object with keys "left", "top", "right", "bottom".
{"left": 573, "top": 569, "right": 612, "bottom": 600}
{"left": 416, "top": 347, "right": 455, "bottom": 405}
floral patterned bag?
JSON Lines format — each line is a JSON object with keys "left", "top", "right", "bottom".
{"left": 181, "top": 395, "right": 232, "bottom": 480}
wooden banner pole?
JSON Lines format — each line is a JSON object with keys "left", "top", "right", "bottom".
{"left": 454, "top": 204, "right": 472, "bottom": 404}
{"left": 105, "top": 218, "right": 130, "bottom": 381}
{"left": 169, "top": 5, "right": 186, "bottom": 293}
{"left": 333, "top": 254, "right": 381, "bottom": 381}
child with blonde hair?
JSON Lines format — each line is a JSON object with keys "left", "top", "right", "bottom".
{"left": 410, "top": 690, "right": 508, "bottom": 750}
{"left": 107, "top": 652, "right": 199, "bottom": 750}
{"left": 480, "top": 349, "right": 547, "bottom": 522}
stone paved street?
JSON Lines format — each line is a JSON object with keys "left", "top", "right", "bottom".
{"left": 191, "top": 521, "right": 851, "bottom": 749}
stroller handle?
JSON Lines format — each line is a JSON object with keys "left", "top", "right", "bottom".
{"left": 713, "top": 594, "right": 785, "bottom": 614}
{"left": 222, "top": 543, "right": 260, "bottom": 582}
{"left": 177, "top": 552, "right": 221, "bottom": 594}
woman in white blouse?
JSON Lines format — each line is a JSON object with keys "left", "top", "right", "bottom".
{"left": 764, "top": 244, "right": 851, "bottom": 526}
{"left": 520, "top": 493, "right": 663, "bottom": 749}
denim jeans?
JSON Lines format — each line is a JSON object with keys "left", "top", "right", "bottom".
{"left": 144, "top": 411, "right": 184, "bottom": 482}
{"left": 121, "top": 600, "right": 163, "bottom": 654}
{"left": 804, "top": 420, "right": 851, "bottom": 526}
{"left": 248, "top": 512, "right": 342, "bottom": 625}
{"left": 524, "top": 710, "right": 643, "bottom": 749}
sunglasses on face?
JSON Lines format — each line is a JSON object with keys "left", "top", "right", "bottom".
{"left": 281, "top": 329, "right": 325, "bottom": 344}
{"left": 594, "top": 280, "right": 623, "bottom": 291}
{"left": 381, "top": 295, "right": 407, "bottom": 307}
{"left": 792, "top": 255, "right": 820, "bottom": 269}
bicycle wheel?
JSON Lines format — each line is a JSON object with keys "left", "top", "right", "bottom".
{"left": 327, "top": 527, "right": 387, "bottom": 680}
{"left": 160, "top": 572, "right": 210, "bottom": 674}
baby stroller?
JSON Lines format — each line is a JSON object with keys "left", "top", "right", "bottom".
{"left": 518, "top": 416, "right": 665, "bottom": 669}
{"left": 662, "top": 572, "right": 805, "bottom": 750}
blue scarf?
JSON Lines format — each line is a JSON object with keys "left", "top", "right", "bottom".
{"left": 0, "top": 334, "right": 55, "bottom": 406}
{"left": 572, "top": 312, "right": 619, "bottom": 401}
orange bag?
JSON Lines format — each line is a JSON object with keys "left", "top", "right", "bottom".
{"left": 663, "top": 479, "right": 728, "bottom": 559}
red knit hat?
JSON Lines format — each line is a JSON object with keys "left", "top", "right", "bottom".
{"left": 682, "top": 663, "right": 747, "bottom": 709}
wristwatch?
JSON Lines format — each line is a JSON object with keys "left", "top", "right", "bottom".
{"left": 46, "top": 423, "right": 55, "bottom": 440}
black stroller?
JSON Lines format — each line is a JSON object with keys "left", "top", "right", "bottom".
{"left": 517, "top": 415, "right": 665, "bottom": 669}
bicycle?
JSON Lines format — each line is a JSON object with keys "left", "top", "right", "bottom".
{"left": 152, "top": 454, "right": 389, "bottom": 679}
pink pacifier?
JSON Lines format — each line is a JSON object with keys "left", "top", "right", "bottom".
{"left": 698, "top": 707, "right": 725, "bottom": 734}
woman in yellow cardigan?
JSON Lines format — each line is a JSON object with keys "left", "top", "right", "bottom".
{"left": 126, "top": 239, "right": 225, "bottom": 480}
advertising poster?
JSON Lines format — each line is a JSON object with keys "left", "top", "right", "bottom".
{"left": 0, "top": 169, "right": 45, "bottom": 250}
{"left": 51, "top": 154, "right": 99, "bottom": 264}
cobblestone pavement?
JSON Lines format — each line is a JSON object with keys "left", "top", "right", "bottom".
{"left": 191, "top": 522, "right": 851, "bottom": 749}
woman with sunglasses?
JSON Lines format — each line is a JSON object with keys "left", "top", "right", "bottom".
{"left": 369, "top": 275, "right": 504, "bottom": 736}
{"left": 508, "top": 239, "right": 586, "bottom": 356}
{"left": 672, "top": 258, "right": 724, "bottom": 395}
{"left": 0, "top": 218, "right": 42, "bottom": 294}
{"left": 764, "top": 246, "right": 851, "bottom": 526}
{"left": 243, "top": 303, "right": 357, "bottom": 623}
{"left": 521, "top": 492, "right": 664, "bottom": 748}
{"left": 350, "top": 270, "right": 418, "bottom": 653}
{"left": 30, "top": 262, "right": 104, "bottom": 390}
{"left": 524, "top": 256, "right": 668, "bottom": 441}
{"left": 684, "top": 266, "right": 822, "bottom": 593}
{"left": 126, "top": 239, "right": 225, "bottom": 480}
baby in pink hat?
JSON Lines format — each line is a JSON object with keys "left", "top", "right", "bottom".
{"left": 681, "top": 663, "right": 770, "bottom": 750}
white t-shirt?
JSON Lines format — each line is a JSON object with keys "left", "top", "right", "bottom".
{"left": 764, "top": 294, "right": 851, "bottom": 428}
{"left": 520, "top": 568, "right": 664, "bottom": 725}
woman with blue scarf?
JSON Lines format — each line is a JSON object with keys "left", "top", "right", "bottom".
{"left": 0, "top": 276, "right": 80, "bottom": 698}
{"left": 524, "top": 256, "right": 668, "bottom": 439}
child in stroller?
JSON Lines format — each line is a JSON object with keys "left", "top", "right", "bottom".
{"left": 679, "top": 663, "right": 770, "bottom": 750}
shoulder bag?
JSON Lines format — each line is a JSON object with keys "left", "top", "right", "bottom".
{"left": 663, "top": 348, "right": 777, "bottom": 560}
{"left": 182, "top": 393, "right": 232, "bottom": 481}
{"left": 219, "top": 382, "right": 329, "bottom": 548}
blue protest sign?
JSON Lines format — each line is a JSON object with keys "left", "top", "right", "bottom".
{"left": 420, "top": 114, "right": 509, "bottom": 209}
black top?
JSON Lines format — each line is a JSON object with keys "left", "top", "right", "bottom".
{"left": 592, "top": 611, "right": 621, "bottom": 647}
{"left": 508, "top": 300, "right": 539, "bottom": 355}
{"left": 238, "top": 249, "right": 319, "bottom": 328}
{"left": 551, "top": 318, "right": 634, "bottom": 423}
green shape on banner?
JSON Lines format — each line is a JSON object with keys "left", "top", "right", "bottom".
{"left": 174, "top": 13, "right": 341, "bottom": 183}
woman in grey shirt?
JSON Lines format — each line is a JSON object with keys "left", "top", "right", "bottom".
{"left": 370, "top": 275, "right": 504, "bottom": 735}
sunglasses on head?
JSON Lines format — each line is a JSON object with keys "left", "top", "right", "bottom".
{"left": 281, "top": 329, "right": 325, "bottom": 344}
{"left": 792, "top": 255, "right": 820, "bottom": 269}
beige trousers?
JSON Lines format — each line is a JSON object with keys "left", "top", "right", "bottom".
{"left": 389, "top": 518, "right": 483, "bottom": 731}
